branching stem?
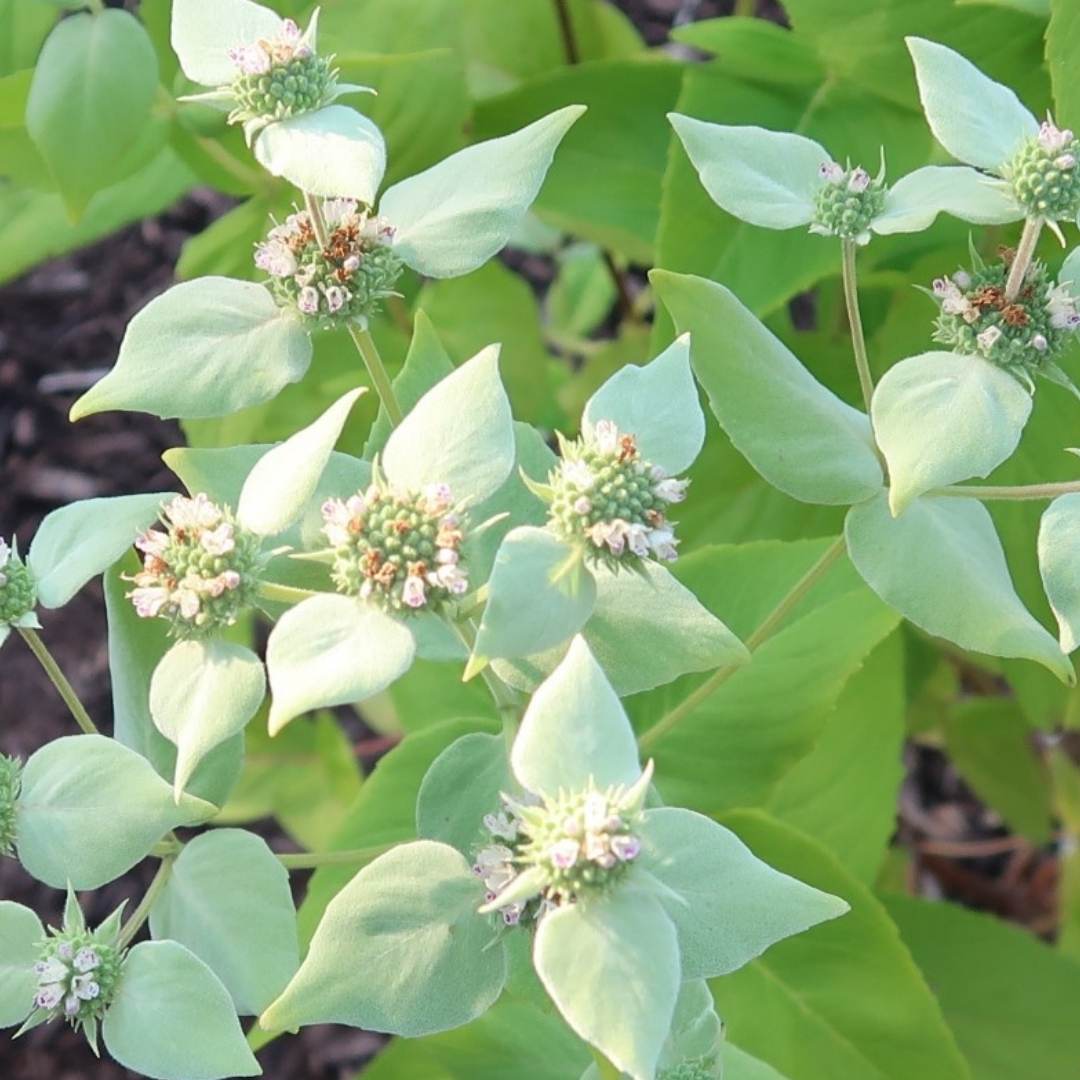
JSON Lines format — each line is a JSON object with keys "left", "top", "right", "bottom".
{"left": 1005, "top": 216, "right": 1043, "bottom": 301}
{"left": 119, "top": 857, "right": 175, "bottom": 949}
{"left": 347, "top": 323, "right": 404, "bottom": 426}
{"left": 18, "top": 628, "right": 98, "bottom": 735}
{"left": 841, "top": 239, "right": 875, "bottom": 415}
{"left": 939, "top": 479, "right": 1080, "bottom": 501}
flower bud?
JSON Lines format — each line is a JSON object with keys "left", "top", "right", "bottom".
{"left": 1005, "top": 119, "right": 1080, "bottom": 220}
{"left": 0, "top": 538, "right": 37, "bottom": 629}
{"left": 810, "top": 160, "right": 886, "bottom": 243}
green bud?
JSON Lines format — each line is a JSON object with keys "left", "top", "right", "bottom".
{"left": 0, "top": 538, "right": 37, "bottom": 627}
{"left": 809, "top": 161, "right": 886, "bottom": 243}
{"left": 1004, "top": 121, "right": 1080, "bottom": 221}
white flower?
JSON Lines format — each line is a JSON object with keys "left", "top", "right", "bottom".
{"left": 321, "top": 498, "right": 353, "bottom": 547}
{"left": 227, "top": 43, "right": 271, "bottom": 75}
{"left": 324, "top": 285, "right": 347, "bottom": 313}
{"left": 134, "top": 529, "right": 168, "bottom": 559}
{"left": 648, "top": 527, "right": 679, "bottom": 561}
{"left": 35, "top": 984, "right": 64, "bottom": 1011}
{"left": 254, "top": 239, "right": 297, "bottom": 278}
{"left": 848, "top": 168, "right": 871, "bottom": 193}
{"left": 72, "top": 975, "right": 100, "bottom": 1001}
{"left": 343, "top": 254, "right": 361, "bottom": 272}
{"left": 583, "top": 792, "right": 608, "bottom": 831}
{"left": 35, "top": 957, "right": 68, "bottom": 983}
{"left": 64, "top": 994, "right": 80, "bottom": 1018}
{"left": 1057, "top": 154, "right": 1077, "bottom": 171}
{"left": 1032, "top": 333, "right": 1050, "bottom": 352}
{"left": 73, "top": 948, "right": 100, "bottom": 974}
{"left": 572, "top": 495, "right": 592, "bottom": 515}
{"left": 131, "top": 586, "right": 169, "bottom": 618}
{"left": 1039, "top": 119, "right": 1074, "bottom": 153}
{"left": 593, "top": 419, "right": 620, "bottom": 454}
{"left": 501, "top": 903, "right": 525, "bottom": 926}
{"left": 562, "top": 459, "right": 595, "bottom": 491}
{"left": 654, "top": 477, "right": 688, "bottom": 503}
{"left": 176, "top": 587, "right": 202, "bottom": 620}
{"left": 298, "top": 286, "right": 320, "bottom": 315}
{"left": 434, "top": 563, "right": 469, "bottom": 595}
{"left": 322, "top": 198, "right": 359, "bottom": 227}
{"left": 166, "top": 493, "right": 222, "bottom": 531}
{"left": 200, "top": 522, "right": 235, "bottom": 556}
{"left": 483, "top": 811, "right": 519, "bottom": 841}
{"left": 953, "top": 270, "right": 972, "bottom": 289}
{"left": 626, "top": 523, "right": 650, "bottom": 558}
{"left": 402, "top": 574, "right": 427, "bottom": 608}
{"left": 819, "top": 160, "right": 844, "bottom": 182}
{"left": 220, "top": 570, "right": 241, "bottom": 591}
{"left": 436, "top": 547, "right": 459, "bottom": 566}
{"left": 977, "top": 326, "right": 1003, "bottom": 353}
{"left": 610, "top": 834, "right": 641, "bottom": 862}
{"left": 549, "top": 838, "right": 580, "bottom": 870}
{"left": 424, "top": 483, "right": 454, "bottom": 514}
{"left": 589, "top": 519, "right": 628, "bottom": 555}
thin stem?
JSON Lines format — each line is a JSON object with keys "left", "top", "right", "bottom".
{"left": 602, "top": 250, "right": 635, "bottom": 322}
{"left": 590, "top": 1047, "right": 622, "bottom": 1079}
{"left": 939, "top": 479, "right": 1080, "bottom": 501}
{"left": 119, "top": 857, "right": 175, "bottom": 949}
{"left": 553, "top": 0, "right": 580, "bottom": 64}
{"left": 453, "top": 619, "right": 523, "bottom": 742}
{"left": 734, "top": 0, "right": 757, "bottom": 15}
{"left": 304, "top": 191, "right": 329, "bottom": 248}
{"left": 275, "top": 843, "right": 393, "bottom": 870}
{"left": 841, "top": 239, "right": 875, "bottom": 415}
{"left": 638, "top": 536, "right": 846, "bottom": 751}
{"left": 150, "top": 838, "right": 183, "bottom": 858}
{"left": 257, "top": 581, "right": 318, "bottom": 605}
{"left": 347, "top": 323, "right": 404, "bottom": 426}
{"left": 18, "top": 628, "right": 98, "bottom": 735}
{"left": 1005, "top": 216, "right": 1043, "bottom": 301}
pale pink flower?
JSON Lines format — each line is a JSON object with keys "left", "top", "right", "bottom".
{"left": 819, "top": 160, "right": 844, "bottom": 183}
{"left": 200, "top": 522, "right": 235, "bottom": 557}
{"left": 402, "top": 575, "right": 427, "bottom": 608}
{"left": 131, "top": 587, "right": 168, "bottom": 618}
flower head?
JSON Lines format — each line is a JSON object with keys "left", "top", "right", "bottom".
{"left": 1003, "top": 116, "right": 1080, "bottom": 221}
{"left": 0, "top": 537, "right": 37, "bottom": 629}
{"left": 810, "top": 159, "right": 887, "bottom": 245}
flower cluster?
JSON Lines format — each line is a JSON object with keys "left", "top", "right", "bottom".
{"left": 810, "top": 160, "right": 886, "bottom": 245}
{"left": 475, "top": 774, "right": 647, "bottom": 926}
{"left": 128, "top": 494, "right": 264, "bottom": 637}
{"left": 0, "top": 538, "right": 36, "bottom": 627}
{"left": 31, "top": 926, "right": 122, "bottom": 1038}
{"left": 0, "top": 754, "right": 20, "bottom": 858}
{"left": 930, "top": 257, "right": 1080, "bottom": 370}
{"left": 255, "top": 200, "right": 403, "bottom": 326}
{"left": 226, "top": 17, "right": 336, "bottom": 127}
{"left": 323, "top": 481, "right": 469, "bottom": 614}
{"left": 545, "top": 420, "right": 686, "bottom": 571}
{"left": 659, "top": 1062, "right": 718, "bottom": 1080}
{"left": 1003, "top": 119, "right": 1080, "bottom": 222}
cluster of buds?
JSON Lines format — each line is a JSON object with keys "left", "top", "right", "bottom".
{"left": 1004, "top": 119, "right": 1080, "bottom": 221}
{"left": 810, "top": 160, "right": 886, "bottom": 245}
{"left": 0, "top": 754, "right": 20, "bottom": 858}
{"left": 659, "top": 1062, "right": 720, "bottom": 1080}
{"left": 474, "top": 769, "right": 650, "bottom": 926}
{"left": 0, "top": 538, "right": 37, "bottom": 628}
{"left": 930, "top": 256, "right": 1080, "bottom": 370}
{"left": 322, "top": 480, "right": 469, "bottom": 615}
{"left": 226, "top": 17, "right": 336, "bottom": 127}
{"left": 255, "top": 199, "right": 403, "bottom": 326}
{"left": 127, "top": 494, "right": 264, "bottom": 637}
{"left": 544, "top": 420, "right": 686, "bottom": 572}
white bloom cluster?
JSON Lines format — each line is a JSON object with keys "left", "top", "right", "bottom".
{"left": 226, "top": 17, "right": 311, "bottom": 76}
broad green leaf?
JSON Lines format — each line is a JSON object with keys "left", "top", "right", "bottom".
{"left": 726, "top": 1045, "right": 792, "bottom": 1080}
{"left": 254, "top": 105, "right": 386, "bottom": 202}
{"left": 382, "top": 344, "right": 515, "bottom": 504}
{"left": 0, "top": 902, "right": 41, "bottom": 1029}
{"left": 26, "top": 10, "right": 158, "bottom": 215}
{"left": 640, "top": 808, "right": 848, "bottom": 980}
{"left": 0, "top": 0, "right": 56, "bottom": 77}
{"left": 237, "top": 388, "right": 363, "bottom": 536}
{"left": 1048, "top": 0, "right": 1080, "bottom": 132}
{"left": 150, "top": 639, "right": 266, "bottom": 800}
{"left": 711, "top": 811, "right": 970, "bottom": 1080}
{"left": 104, "top": 559, "right": 244, "bottom": 808}
{"left": 474, "top": 526, "right": 597, "bottom": 662}
{"left": 535, "top": 890, "right": 680, "bottom": 1080}
{"left": 71, "top": 278, "right": 312, "bottom": 421}
{"left": 871, "top": 352, "right": 1033, "bottom": 514}
{"left": 149, "top": 829, "right": 298, "bottom": 1015}
{"left": 652, "top": 271, "right": 883, "bottom": 506}
{"left": 668, "top": 116, "right": 824, "bottom": 230}
{"left": 415, "top": 732, "right": 513, "bottom": 855}
{"left": 27, "top": 492, "right": 169, "bottom": 609}
{"left": 1038, "top": 492, "right": 1080, "bottom": 652}
{"left": 171, "top": 0, "right": 284, "bottom": 87}
{"left": 874, "top": 165, "right": 1021, "bottom": 234}
{"left": 512, "top": 636, "right": 640, "bottom": 796}
{"left": 261, "top": 840, "right": 506, "bottom": 1036}
{"left": 103, "top": 940, "right": 260, "bottom": 1079}
{"left": 672, "top": 17, "right": 825, "bottom": 87}
{"left": 906, "top": 36, "right": 1037, "bottom": 170}
{"left": 845, "top": 492, "right": 1072, "bottom": 682}
{"left": 380, "top": 105, "right": 585, "bottom": 278}
{"left": 885, "top": 894, "right": 1080, "bottom": 1080}
{"left": 266, "top": 594, "right": 416, "bottom": 734}
{"left": 17, "top": 734, "right": 214, "bottom": 889}
{"left": 583, "top": 334, "right": 704, "bottom": 474}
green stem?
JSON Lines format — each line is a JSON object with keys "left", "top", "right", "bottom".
{"left": 150, "top": 837, "right": 184, "bottom": 858}
{"left": 275, "top": 843, "right": 393, "bottom": 870}
{"left": 1005, "top": 216, "right": 1043, "bottom": 301}
{"left": 304, "top": 191, "right": 329, "bottom": 248}
{"left": 453, "top": 619, "right": 523, "bottom": 742}
{"left": 939, "top": 479, "right": 1080, "bottom": 501}
{"left": 553, "top": 0, "right": 580, "bottom": 64}
{"left": 590, "top": 1047, "right": 622, "bottom": 1079}
{"left": 841, "top": 239, "right": 875, "bottom": 416}
{"left": 734, "top": 0, "right": 757, "bottom": 16}
{"left": 18, "top": 628, "right": 98, "bottom": 735}
{"left": 87, "top": 0, "right": 105, "bottom": 12}
{"left": 257, "top": 581, "right": 318, "bottom": 605}
{"left": 347, "top": 323, "right": 404, "bottom": 426}
{"left": 119, "top": 857, "right": 175, "bottom": 949}
{"left": 638, "top": 536, "right": 846, "bottom": 751}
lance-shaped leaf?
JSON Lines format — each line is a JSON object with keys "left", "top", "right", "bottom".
{"left": 266, "top": 593, "right": 415, "bottom": 735}
{"left": 260, "top": 841, "right": 506, "bottom": 1036}
{"left": 0, "top": 902, "right": 42, "bottom": 1029}
{"left": 149, "top": 829, "right": 298, "bottom": 1015}
{"left": 874, "top": 166, "right": 1021, "bottom": 234}
{"left": 380, "top": 105, "right": 585, "bottom": 278}
{"left": 150, "top": 639, "right": 266, "bottom": 800}
{"left": 535, "top": 889, "right": 680, "bottom": 1080}
{"left": 27, "top": 492, "right": 171, "bottom": 609}
{"left": 1038, "top": 493, "right": 1080, "bottom": 653}
{"left": 72, "top": 278, "right": 312, "bottom": 421}
{"left": 512, "top": 636, "right": 641, "bottom": 796}
{"left": 103, "top": 941, "right": 261, "bottom": 1080}
{"left": 652, "top": 270, "right": 883, "bottom": 505}
{"left": 254, "top": 105, "right": 387, "bottom": 203}
{"left": 846, "top": 492, "right": 1073, "bottom": 683}
{"left": 474, "top": 526, "right": 597, "bottom": 663}
{"left": 872, "top": 352, "right": 1032, "bottom": 515}
{"left": 382, "top": 344, "right": 515, "bottom": 504}
{"left": 668, "top": 115, "right": 827, "bottom": 229}
{"left": 906, "top": 37, "right": 1037, "bottom": 171}
{"left": 582, "top": 334, "right": 704, "bottom": 475}
{"left": 237, "top": 388, "right": 364, "bottom": 536}
{"left": 171, "top": 0, "right": 283, "bottom": 88}
{"left": 638, "top": 807, "right": 848, "bottom": 980}
{"left": 17, "top": 735, "right": 215, "bottom": 889}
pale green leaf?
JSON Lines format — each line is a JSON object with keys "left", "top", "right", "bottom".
{"left": 725, "top": 1045, "right": 793, "bottom": 1080}
{"left": 103, "top": 940, "right": 260, "bottom": 1079}
{"left": 71, "top": 278, "right": 312, "bottom": 421}
{"left": 872, "top": 351, "right": 1032, "bottom": 514}
{"left": 261, "top": 840, "right": 506, "bottom": 1036}
{"left": 1038, "top": 492, "right": 1080, "bottom": 652}
{"left": 171, "top": 0, "right": 283, "bottom": 87}
{"left": 149, "top": 828, "right": 298, "bottom": 1015}
{"left": 874, "top": 165, "right": 1021, "bottom": 234}
{"left": 0, "top": 902, "right": 41, "bottom": 1029}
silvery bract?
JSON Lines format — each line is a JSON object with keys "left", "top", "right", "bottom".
{"left": 259, "top": 638, "right": 847, "bottom": 1080}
